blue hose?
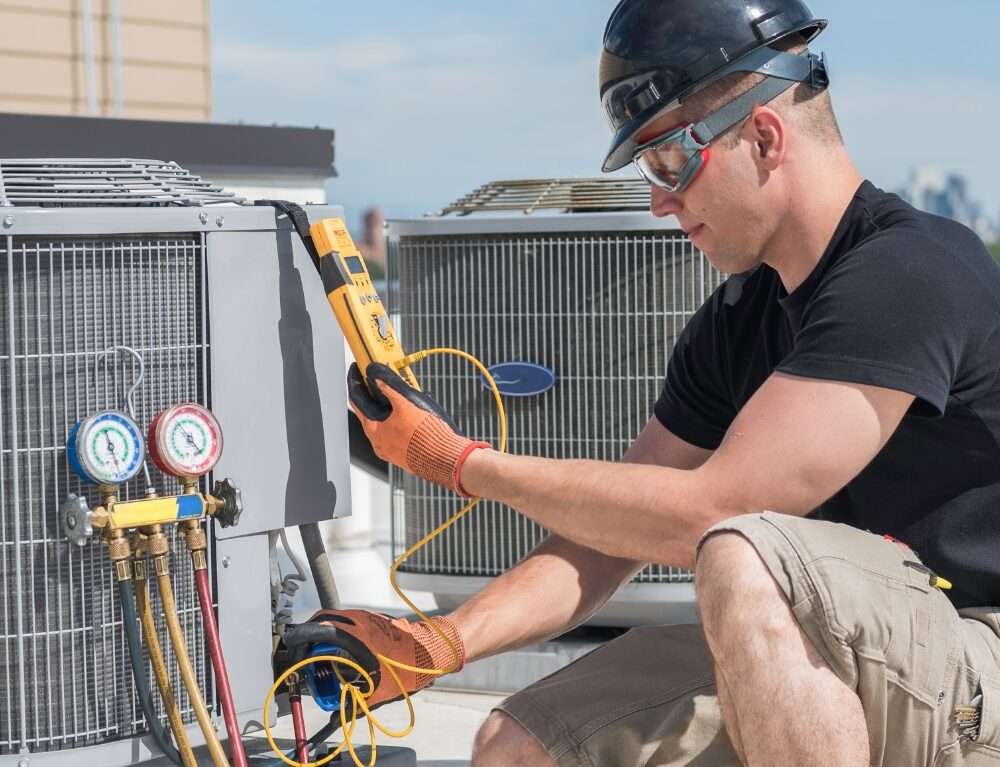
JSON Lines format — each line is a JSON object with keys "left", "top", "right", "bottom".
{"left": 117, "top": 578, "right": 182, "bottom": 766}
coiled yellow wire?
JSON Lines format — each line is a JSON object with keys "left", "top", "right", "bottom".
{"left": 262, "top": 347, "right": 507, "bottom": 767}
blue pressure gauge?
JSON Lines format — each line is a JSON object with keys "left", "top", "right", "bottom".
{"left": 66, "top": 411, "right": 145, "bottom": 486}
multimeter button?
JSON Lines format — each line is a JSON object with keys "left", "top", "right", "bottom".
{"left": 377, "top": 315, "right": 390, "bottom": 340}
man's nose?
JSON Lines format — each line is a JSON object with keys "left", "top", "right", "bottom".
{"left": 650, "top": 185, "right": 683, "bottom": 217}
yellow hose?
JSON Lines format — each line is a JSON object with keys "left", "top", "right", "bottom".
{"left": 155, "top": 560, "right": 232, "bottom": 767}
{"left": 135, "top": 570, "right": 198, "bottom": 767}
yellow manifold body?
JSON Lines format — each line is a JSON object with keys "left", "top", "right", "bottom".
{"left": 107, "top": 494, "right": 205, "bottom": 530}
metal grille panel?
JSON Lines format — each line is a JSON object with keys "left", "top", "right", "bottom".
{"left": 389, "top": 231, "right": 723, "bottom": 584}
{"left": 0, "top": 234, "right": 213, "bottom": 754}
{"left": 0, "top": 159, "right": 242, "bottom": 207}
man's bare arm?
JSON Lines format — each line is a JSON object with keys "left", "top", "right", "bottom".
{"left": 450, "top": 418, "right": 712, "bottom": 663}
{"left": 460, "top": 373, "right": 915, "bottom": 569}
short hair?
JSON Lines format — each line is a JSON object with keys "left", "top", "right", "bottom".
{"left": 683, "top": 35, "right": 843, "bottom": 147}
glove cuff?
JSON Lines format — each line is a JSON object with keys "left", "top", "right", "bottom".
{"left": 410, "top": 615, "right": 466, "bottom": 688}
{"left": 408, "top": 414, "right": 486, "bottom": 494}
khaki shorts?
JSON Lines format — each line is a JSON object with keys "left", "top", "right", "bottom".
{"left": 497, "top": 512, "right": 1000, "bottom": 767}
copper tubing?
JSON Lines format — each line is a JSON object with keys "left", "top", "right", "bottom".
{"left": 289, "top": 692, "right": 309, "bottom": 764}
{"left": 193, "top": 563, "right": 249, "bottom": 767}
{"left": 154, "top": 554, "right": 232, "bottom": 767}
{"left": 134, "top": 561, "right": 198, "bottom": 767}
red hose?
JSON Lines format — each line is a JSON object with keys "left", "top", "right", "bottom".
{"left": 194, "top": 567, "right": 250, "bottom": 767}
{"left": 290, "top": 694, "right": 310, "bottom": 764}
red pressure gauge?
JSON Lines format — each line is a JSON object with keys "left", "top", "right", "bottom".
{"left": 148, "top": 403, "right": 224, "bottom": 480}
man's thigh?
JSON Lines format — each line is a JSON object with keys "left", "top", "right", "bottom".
{"left": 496, "top": 623, "right": 741, "bottom": 767}
{"left": 703, "top": 511, "right": 1000, "bottom": 767}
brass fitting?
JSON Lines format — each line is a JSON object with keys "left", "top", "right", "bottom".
{"left": 106, "top": 532, "right": 132, "bottom": 563}
{"left": 190, "top": 549, "right": 208, "bottom": 571}
{"left": 152, "top": 554, "right": 171, "bottom": 578}
{"left": 182, "top": 480, "right": 199, "bottom": 496}
{"left": 145, "top": 526, "right": 170, "bottom": 558}
{"left": 181, "top": 521, "right": 207, "bottom": 552}
{"left": 91, "top": 506, "right": 110, "bottom": 531}
{"left": 105, "top": 531, "right": 133, "bottom": 582}
{"left": 114, "top": 559, "right": 132, "bottom": 582}
{"left": 97, "top": 485, "right": 118, "bottom": 504}
{"left": 181, "top": 518, "right": 210, "bottom": 570}
{"left": 133, "top": 557, "right": 148, "bottom": 582}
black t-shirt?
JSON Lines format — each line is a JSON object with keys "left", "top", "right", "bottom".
{"left": 655, "top": 180, "right": 1000, "bottom": 609}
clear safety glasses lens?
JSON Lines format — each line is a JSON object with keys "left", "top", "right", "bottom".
{"left": 632, "top": 125, "right": 706, "bottom": 193}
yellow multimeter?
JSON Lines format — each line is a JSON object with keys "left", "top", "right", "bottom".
{"left": 309, "top": 218, "right": 420, "bottom": 390}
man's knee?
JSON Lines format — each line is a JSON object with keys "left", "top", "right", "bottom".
{"left": 472, "top": 710, "right": 554, "bottom": 767}
{"left": 695, "top": 527, "right": 794, "bottom": 643}
{"left": 696, "top": 528, "right": 773, "bottom": 604}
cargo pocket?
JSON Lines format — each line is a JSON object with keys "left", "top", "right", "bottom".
{"left": 934, "top": 675, "right": 1000, "bottom": 765}
{"left": 885, "top": 561, "right": 954, "bottom": 707}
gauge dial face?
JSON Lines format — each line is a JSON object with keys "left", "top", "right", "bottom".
{"left": 75, "top": 411, "right": 145, "bottom": 485}
{"left": 152, "top": 403, "right": 223, "bottom": 479}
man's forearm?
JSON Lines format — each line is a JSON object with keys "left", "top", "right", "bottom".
{"left": 460, "top": 449, "right": 730, "bottom": 568}
{"left": 448, "top": 535, "right": 643, "bottom": 662}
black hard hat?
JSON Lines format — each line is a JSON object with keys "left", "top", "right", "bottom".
{"left": 600, "top": 0, "right": 828, "bottom": 172}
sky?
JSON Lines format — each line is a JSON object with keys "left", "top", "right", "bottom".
{"left": 211, "top": 1, "right": 1000, "bottom": 229}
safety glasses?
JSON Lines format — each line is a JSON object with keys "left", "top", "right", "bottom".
{"left": 632, "top": 122, "right": 711, "bottom": 193}
{"left": 628, "top": 51, "right": 830, "bottom": 193}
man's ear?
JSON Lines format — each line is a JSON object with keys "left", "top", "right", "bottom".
{"left": 747, "top": 106, "right": 785, "bottom": 172}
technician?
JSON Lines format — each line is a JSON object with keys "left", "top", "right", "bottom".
{"left": 311, "top": 1, "right": 1000, "bottom": 764}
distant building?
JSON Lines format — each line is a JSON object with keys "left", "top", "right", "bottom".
{"left": 896, "top": 166, "right": 998, "bottom": 243}
{"left": 0, "top": 1, "right": 210, "bottom": 121}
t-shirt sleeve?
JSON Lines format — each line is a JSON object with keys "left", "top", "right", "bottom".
{"left": 654, "top": 288, "right": 737, "bottom": 449}
{"left": 776, "top": 233, "right": 968, "bottom": 416}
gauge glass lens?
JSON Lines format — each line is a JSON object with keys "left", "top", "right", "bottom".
{"left": 155, "top": 404, "right": 223, "bottom": 478}
{"left": 78, "top": 411, "right": 144, "bottom": 485}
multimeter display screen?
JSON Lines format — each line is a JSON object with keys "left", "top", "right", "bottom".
{"left": 343, "top": 256, "right": 367, "bottom": 275}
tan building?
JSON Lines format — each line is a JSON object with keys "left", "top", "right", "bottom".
{"left": 0, "top": 0, "right": 210, "bottom": 121}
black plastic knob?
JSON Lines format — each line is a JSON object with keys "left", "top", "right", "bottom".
{"left": 212, "top": 478, "right": 244, "bottom": 528}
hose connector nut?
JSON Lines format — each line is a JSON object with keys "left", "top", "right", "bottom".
{"left": 211, "top": 478, "right": 243, "bottom": 528}
{"left": 185, "top": 525, "right": 208, "bottom": 553}
{"left": 146, "top": 533, "right": 169, "bottom": 558}
{"left": 107, "top": 535, "right": 131, "bottom": 564}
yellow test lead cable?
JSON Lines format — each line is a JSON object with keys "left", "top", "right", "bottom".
{"left": 263, "top": 347, "right": 507, "bottom": 767}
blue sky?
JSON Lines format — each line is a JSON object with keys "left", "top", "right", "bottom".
{"left": 212, "top": 1, "right": 1000, "bottom": 228}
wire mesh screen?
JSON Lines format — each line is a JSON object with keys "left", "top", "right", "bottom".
{"left": 0, "top": 234, "right": 214, "bottom": 755}
{"left": 389, "top": 230, "right": 724, "bottom": 583}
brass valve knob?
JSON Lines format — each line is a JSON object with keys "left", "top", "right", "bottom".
{"left": 211, "top": 478, "right": 243, "bottom": 528}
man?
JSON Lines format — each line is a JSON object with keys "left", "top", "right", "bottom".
{"left": 299, "top": 1, "right": 1000, "bottom": 764}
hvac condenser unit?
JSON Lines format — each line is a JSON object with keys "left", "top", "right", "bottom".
{"left": 387, "top": 178, "right": 724, "bottom": 627}
{"left": 0, "top": 160, "right": 351, "bottom": 765}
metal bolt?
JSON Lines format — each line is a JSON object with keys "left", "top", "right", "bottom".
{"left": 66, "top": 514, "right": 77, "bottom": 530}
{"left": 198, "top": 212, "right": 209, "bottom": 224}
{"left": 222, "top": 556, "right": 232, "bottom": 568}
{"left": 215, "top": 216, "right": 225, "bottom": 227}
{"left": 3, "top": 215, "right": 13, "bottom": 228}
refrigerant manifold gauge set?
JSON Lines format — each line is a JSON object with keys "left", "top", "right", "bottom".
{"left": 61, "top": 401, "right": 241, "bottom": 547}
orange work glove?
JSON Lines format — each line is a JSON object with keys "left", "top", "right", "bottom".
{"left": 348, "top": 362, "right": 490, "bottom": 496}
{"left": 283, "top": 609, "right": 466, "bottom": 711}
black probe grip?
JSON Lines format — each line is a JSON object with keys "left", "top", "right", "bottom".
{"left": 255, "top": 199, "right": 322, "bottom": 275}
